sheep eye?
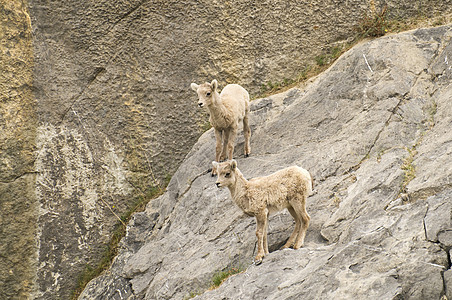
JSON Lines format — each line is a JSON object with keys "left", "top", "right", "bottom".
{"left": 225, "top": 172, "right": 231, "bottom": 178}
{"left": 206, "top": 92, "right": 211, "bottom": 97}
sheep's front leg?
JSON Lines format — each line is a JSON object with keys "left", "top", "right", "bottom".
{"left": 254, "top": 210, "right": 268, "bottom": 264}
{"left": 212, "top": 128, "right": 223, "bottom": 176}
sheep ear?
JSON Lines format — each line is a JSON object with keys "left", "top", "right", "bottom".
{"left": 191, "top": 83, "right": 199, "bottom": 91}
{"left": 230, "top": 160, "right": 237, "bottom": 170}
{"left": 212, "top": 161, "right": 219, "bottom": 168}
{"left": 210, "top": 79, "right": 218, "bottom": 91}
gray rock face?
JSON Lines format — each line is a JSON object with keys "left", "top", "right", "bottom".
{"left": 3, "top": 0, "right": 452, "bottom": 298}
{"left": 0, "top": 1, "right": 37, "bottom": 299}
{"left": 80, "top": 25, "right": 452, "bottom": 299}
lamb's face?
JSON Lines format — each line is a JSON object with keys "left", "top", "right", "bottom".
{"left": 196, "top": 84, "right": 213, "bottom": 108}
{"left": 190, "top": 80, "right": 217, "bottom": 108}
{"left": 213, "top": 160, "right": 237, "bottom": 188}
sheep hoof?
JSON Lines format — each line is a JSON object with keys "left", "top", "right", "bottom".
{"left": 245, "top": 154, "right": 249, "bottom": 158}
{"left": 254, "top": 257, "right": 263, "bottom": 265}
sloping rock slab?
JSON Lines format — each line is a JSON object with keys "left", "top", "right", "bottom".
{"left": 80, "top": 25, "right": 452, "bottom": 300}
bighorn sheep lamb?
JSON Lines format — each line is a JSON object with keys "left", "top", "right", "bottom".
{"left": 191, "top": 80, "right": 251, "bottom": 175}
{"left": 213, "top": 160, "right": 313, "bottom": 264}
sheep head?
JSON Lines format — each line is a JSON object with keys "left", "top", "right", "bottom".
{"left": 190, "top": 79, "right": 218, "bottom": 108}
{"left": 212, "top": 159, "right": 237, "bottom": 188}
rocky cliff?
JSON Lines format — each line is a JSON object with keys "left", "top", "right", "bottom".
{"left": 2, "top": 1, "right": 452, "bottom": 299}
{"left": 81, "top": 25, "right": 452, "bottom": 299}
{"left": 0, "top": 1, "right": 36, "bottom": 298}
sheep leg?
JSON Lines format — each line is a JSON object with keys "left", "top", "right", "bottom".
{"left": 263, "top": 213, "right": 269, "bottom": 255}
{"left": 220, "top": 129, "right": 229, "bottom": 161}
{"left": 243, "top": 114, "right": 251, "bottom": 157}
{"left": 292, "top": 198, "right": 310, "bottom": 249}
{"left": 212, "top": 128, "right": 223, "bottom": 175}
{"left": 281, "top": 206, "right": 301, "bottom": 249}
{"left": 226, "top": 128, "right": 238, "bottom": 160}
{"left": 214, "top": 128, "right": 223, "bottom": 161}
{"left": 254, "top": 211, "right": 268, "bottom": 264}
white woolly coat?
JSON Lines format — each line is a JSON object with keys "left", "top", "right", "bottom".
{"left": 230, "top": 166, "right": 313, "bottom": 217}
{"left": 208, "top": 84, "right": 249, "bottom": 130}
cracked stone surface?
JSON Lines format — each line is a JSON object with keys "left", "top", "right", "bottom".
{"left": 15, "top": 1, "right": 452, "bottom": 298}
{"left": 80, "top": 25, "right": 452, "bottom": 299}
{"left": 0, "top": 2, "right": 37, "bottom": 299}
{"left": 4, "top": 1, "right": 452, "bottom": 299}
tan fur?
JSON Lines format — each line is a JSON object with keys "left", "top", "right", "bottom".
{"left": 191, "top": 80, "right": 251, "bottom": 174}
{"left": 213, "top": 160, "right": 312, "bottom": 264}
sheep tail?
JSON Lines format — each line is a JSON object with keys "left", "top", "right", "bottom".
{"left": 308, "top": 171, "right": 314, "bottom": 196}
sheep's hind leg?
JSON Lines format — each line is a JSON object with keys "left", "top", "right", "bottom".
{"left": 281, "top": 206, "right": 300, "bottom": 249}
{"left": 225, "top": 128, "right": 238, "bottom": 160}
{"left": 243, "top": 115, "right": 251, "bottom": 157}
{"left": 263, "top": 213, "right": 269, "bottom": 255}
{"left": 220, "top": 129, "right": 230, "bottom": 161}
{"left": 212, "top": 129, "right": 223, "bottom": 176}
{"left": 221, "top": 128, "right": 237, "bottom": 160}
{"left": 292, "top": 198, "right": 310, "bottom": 249}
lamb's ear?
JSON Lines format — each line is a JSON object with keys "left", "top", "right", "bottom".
{"left": 212, "top": 161, "right": 219, "bottom": 169}
{"left": 230, "top": 159, "right": 237, "bottom": 170}
{"left": 210, "top": 79, "right": 218, "bottom": 91}
{"left": 190, "top": 83, "right": 199, "bottom": 91}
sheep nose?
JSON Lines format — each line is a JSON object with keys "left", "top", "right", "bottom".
{"left": 216, "top": 182, "right": 220, "bottom": 188}
{"left": 198, "top": 102, "right": 204, "bottom": 107}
